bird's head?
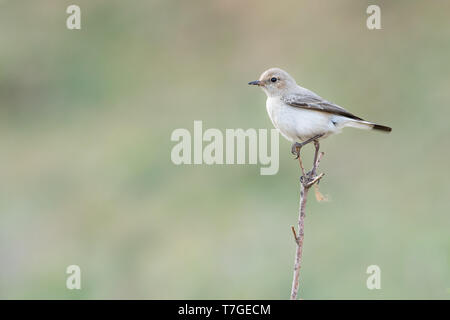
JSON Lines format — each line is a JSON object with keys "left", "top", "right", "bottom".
{"left": 248, "top": 67, "right": 297, "bottom": 97}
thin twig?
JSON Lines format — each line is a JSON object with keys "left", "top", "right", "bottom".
{"left": 315, "top": 151, "right": 324, "bottom": 168}
{"left": 290, "top": 183, "right": 308, "bottom": 300}
{"left": 290, "top": 141, "right": 325, "bottom": 300}
{"left": 291, "top": 226, "right": 298, "bottom": 244}
{"left": 297, "top": 152, "right": 306, "bottom": 177}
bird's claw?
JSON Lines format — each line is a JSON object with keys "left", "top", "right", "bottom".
{"left": 291, "top": 142, "right": 302, "bottom": 159}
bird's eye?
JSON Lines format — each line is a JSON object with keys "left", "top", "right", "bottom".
{"left": 270, "top": 77, "right": 277, "bottom": 83}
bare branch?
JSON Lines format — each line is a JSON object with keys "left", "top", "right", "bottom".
{"left": 297, "top": 153, "right": 306, "bottom": 177}
{"left": 290, "top": 140, "right": 325, "bottom": 300}
{"left": 315, "top": 151, "right": 325, "bottom": 168}
{"left": 290, "top": 183, "right": 308, "bottom": 300}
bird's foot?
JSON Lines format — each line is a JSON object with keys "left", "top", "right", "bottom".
{"left": 300, "top": 170, "right": 313, "bottom": 183}
{"left": 308, "top": 170, "right": 319, "bottom": 180}
{"left": 291, "top": 142, "right": 302, "bottom": 159}
{"left": 300, "top": 175, "right": 306, "bottom": 184}
{"left": 300, "top": 170, "right": 323, "bottom": 186}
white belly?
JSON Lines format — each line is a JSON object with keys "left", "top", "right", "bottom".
{"left": 266, "top": 97, "right": 338, "bottom": 142}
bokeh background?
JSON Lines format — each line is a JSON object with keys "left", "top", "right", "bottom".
{"left": 1, "top": 0, "right": 449, "bottom": 299}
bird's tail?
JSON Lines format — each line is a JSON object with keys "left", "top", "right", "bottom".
{"left": 344, "top": 119, "right": 392, "bottom": 133}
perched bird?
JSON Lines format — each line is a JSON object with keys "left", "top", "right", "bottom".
{"left": 249, "top": 68, "right": 391, "bottom": 157}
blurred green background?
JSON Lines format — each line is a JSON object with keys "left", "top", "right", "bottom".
{"left": 1, "top": 0, "right": 449, "bottom": 299}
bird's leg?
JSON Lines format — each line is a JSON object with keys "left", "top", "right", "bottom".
{"left": 291, "top": 134, "right": 324, "bottom": 159}
{"left": 293, "top": 134, "right": 324, "bottom": 181}
{"left": 311, "top": 140, "right": 320, "bottom": 177}
{"left": 291, "top": 135, "right": 321, "bottom": 159}
{"left": 292, "top": 134, "right": 324, "bottom": 183}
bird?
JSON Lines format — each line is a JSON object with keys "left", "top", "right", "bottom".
{"left": 248, "top": 67, "right": 391, "bottom": 158}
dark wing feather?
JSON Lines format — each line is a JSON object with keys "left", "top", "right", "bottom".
{"left": 282, "top": 93, "right": 364, "bottom": 121}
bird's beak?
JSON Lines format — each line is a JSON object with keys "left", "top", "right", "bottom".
{"left": 248, "top": 80, "right": 262, "bottom": 86}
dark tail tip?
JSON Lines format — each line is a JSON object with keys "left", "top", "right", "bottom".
{"left": 373, "top": 124, "right": 392, "bottom": 133}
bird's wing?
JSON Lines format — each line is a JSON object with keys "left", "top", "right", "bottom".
{"left": 282, "top": 92, "right": 364, "bottom": 121}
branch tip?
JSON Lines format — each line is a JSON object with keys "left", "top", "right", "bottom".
{"left": 291, "top": 226, "right": 298, "bottom": 241}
